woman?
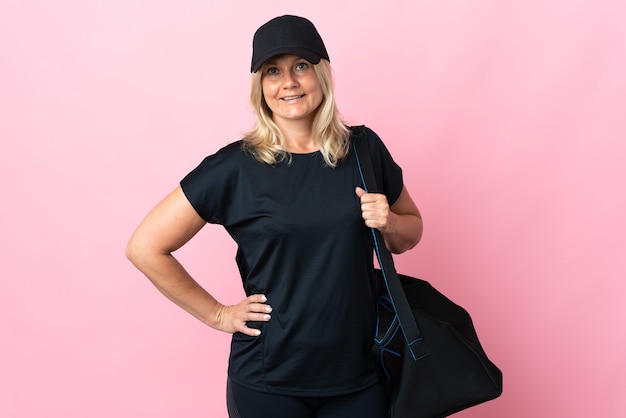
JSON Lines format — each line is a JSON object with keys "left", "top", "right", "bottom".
{"left": 126, "top": 15, "right": 423, "bottom": 418}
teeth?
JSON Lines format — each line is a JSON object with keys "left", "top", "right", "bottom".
{"left": 282, "top": 95, "right": 303, "bottom": 100}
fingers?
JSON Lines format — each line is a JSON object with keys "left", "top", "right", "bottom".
{"left": 247, "top": 294, "right": 273, "bottom": 317}
{"left": 355, "top": 187, "right": 390, "bottom": 229}
{"left": 232, "top": 294, "right": 272, "bottom": 337}
{"left": 355, "top": 186, "right": 367, "bottom": 198}
{"left": 249, "top": 293, "right": 268, "bottom": 304}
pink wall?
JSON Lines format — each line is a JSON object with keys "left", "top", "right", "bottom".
{"left": 2, "top": 1, "right": 625, "bottom": 417}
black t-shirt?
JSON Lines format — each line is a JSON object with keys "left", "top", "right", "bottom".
{"left": 180, "top": 126, "right": 403, "bottom": 396}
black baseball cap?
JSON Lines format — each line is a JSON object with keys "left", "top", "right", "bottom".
{"left": 251, "top": 15, "right": 330, "bottom": 73}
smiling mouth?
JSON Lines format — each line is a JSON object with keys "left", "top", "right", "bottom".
{"left": 281, "top": 94, "right": 305, "bottom": 101}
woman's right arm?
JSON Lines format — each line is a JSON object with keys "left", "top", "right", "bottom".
{"left": 125, "top": 186, "right": 271, "bottom": 336}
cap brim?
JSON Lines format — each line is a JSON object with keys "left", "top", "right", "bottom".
{"left": 251, "top": 48, "right": 322, "bottom": 72}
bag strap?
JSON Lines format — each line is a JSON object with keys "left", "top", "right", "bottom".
{"left": 353, "top": 128, "right": 429, "bottom": 361}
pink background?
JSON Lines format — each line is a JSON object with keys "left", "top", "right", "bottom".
{"left": 2, "top": 1, "right": 625, "bottom": 417}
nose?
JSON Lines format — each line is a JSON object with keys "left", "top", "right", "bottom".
{"left": 282, "top": 70, "right": 299, "bottom": 88}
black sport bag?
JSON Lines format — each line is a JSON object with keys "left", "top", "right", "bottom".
{"left": 353, "top": 130, "right": 503, "bottom": 417}
{"left": 372, "top": 271, "right": 503, "bottom": 418}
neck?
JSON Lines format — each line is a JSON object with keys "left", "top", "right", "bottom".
{"left": 275, "top": 119, "right": 319, "bottom": 153}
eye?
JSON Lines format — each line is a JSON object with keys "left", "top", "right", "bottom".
{"left": 294, "top": 62, "right": 309, "bottom": 72}
{"left": 265, "top": 66, "right": 280, "bottom": 76}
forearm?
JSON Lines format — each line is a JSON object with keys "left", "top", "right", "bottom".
{"left": 127, "top": 248, "right": 223, "bottom": 328}
{"left": 381, "top": 211, "right": 423, "bottom": 254}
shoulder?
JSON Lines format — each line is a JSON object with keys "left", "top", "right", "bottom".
{"left": 190, "top": 140, "right": 255, "bottom": 171}
{"left": 207, "top": 139, "right": 247, "bottom": 160}
{"left": 181, "top": 140, "right": 252, "bottom": 187}
{"left": 180, "top": 140, "right": 255, "bottom": 224}
{"left": 349, "top": 125, "right": 383, "bottom": 141}
{"left": 348, "top": 125, "right": 389, "bottom": 152}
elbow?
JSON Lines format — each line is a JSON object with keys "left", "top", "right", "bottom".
{"left": 125, "top": 236, "right": 145, "bottom": 267}
{"left": 412, "top": 220, "right": 424, "bottom": 248}
{"left": 388, "top": 238, "right": 418, "bottom": 254}
{"left": 389, "top": 217, "right": 423, "bottom": 254}
{"left": 125, "top": 239, "right": 138, "bottom": 265}
{"left": 126, "top": 234, "right": 173, "bottom": 272}
{"left": 389, "top": 241, "right": 417, "bottom": 255}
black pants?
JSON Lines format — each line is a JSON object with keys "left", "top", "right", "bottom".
{"left": 226, "top": 378, "right": 388, "bottom": 418}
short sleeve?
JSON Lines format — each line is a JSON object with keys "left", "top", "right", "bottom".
{"left": 357, "top": 126, "right": 404, "bottom": 205}
{"left": 179, "top": 141, "right": 244, "bottom": 225}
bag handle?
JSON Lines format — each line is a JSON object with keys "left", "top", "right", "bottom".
{"left": 353, "top": 129, "right": 429, "bottom": 361}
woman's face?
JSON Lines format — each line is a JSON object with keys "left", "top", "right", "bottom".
{"left": 260, "top": 54, "right": 323, "bottom": 127}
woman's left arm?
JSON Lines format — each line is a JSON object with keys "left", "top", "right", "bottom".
{"left": 356, "top": 186, "right": 423, "bottom": 254}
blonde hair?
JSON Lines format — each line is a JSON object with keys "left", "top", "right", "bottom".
{"left": 243, "top": 59, "right": 350, "bottom": 167}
